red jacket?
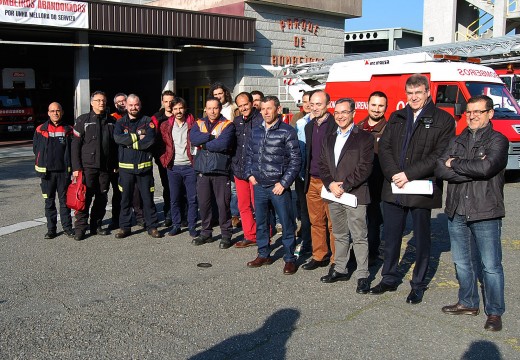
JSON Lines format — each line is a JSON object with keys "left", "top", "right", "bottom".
{"left": 158, "top": 114, "right": 195, "bottom": 169}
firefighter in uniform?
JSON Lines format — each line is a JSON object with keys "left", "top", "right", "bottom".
{"left": 113, "top": 94, "right": 163, "bottom": 239}
{"left": 33, "top": 102, "right": 74, "bottom": 239}
{"left": 190, "top": 97, "right": 236, "bottom": 249}
{"left": 71, "top": 91, "right": 118, "bottom": 241}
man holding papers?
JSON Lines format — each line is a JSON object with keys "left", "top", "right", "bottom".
{"left": 319, "top": 98, "right": 374, "bottom": 294}
{"left": 370, "top": 74, "right": 455, "bottom": 304}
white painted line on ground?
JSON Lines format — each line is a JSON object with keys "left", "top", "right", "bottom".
{"left": 0, "top": 196, "right": 166, "bottom": 237}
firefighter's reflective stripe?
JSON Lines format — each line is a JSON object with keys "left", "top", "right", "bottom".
{"left": 196, "top": 119, "right": 233, "bottom": 137}
{"left": 150, "top": 187, "right": 154, "bottom": 192}
{"left": 118, "top": 185, "right": 123, "bottom": 192}
{"left": 48, "top": 131, "right": 66, "bottom": 137}
{"left": 133, "top": 141, "right": 139, "bottom": 150}
{"left": 42, "top": 193, "right": 48, "bottom": 199}
{"left": 35, "top": 165, "right": 46, "bottom": 173}
{"left": 73, "top": 129, "right": 81, "bottom": 137}
{"left": 119, "top": 161, "right": 152, "bottom": 170}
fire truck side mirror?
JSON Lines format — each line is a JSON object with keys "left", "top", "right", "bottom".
{"left": 454, "top": 103, "right": 463, "bottom": 116}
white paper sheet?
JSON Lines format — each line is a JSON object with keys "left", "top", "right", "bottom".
{"left": 391, "top": 180, "right": 433, "bottom": 195}
{"left": 321, "top": 186, "right": 358, "bottom": 208}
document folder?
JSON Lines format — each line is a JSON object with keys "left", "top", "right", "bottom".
{"left": 321, "top": 186, "right": 358, "bottom": 208}
{"left": 391, "top": 180, "right": 433, "bottom": 195}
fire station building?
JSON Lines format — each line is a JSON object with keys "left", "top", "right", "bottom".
{"left": 0, "top": 0, "right": 360, "bottom": 120}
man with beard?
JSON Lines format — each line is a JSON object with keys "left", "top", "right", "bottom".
{"left": 113, "top": 94, "right": 162, "bottom": 239}
{"left": 356, "top": 91, "right": 388, "bottom": 264}
{"left": 369, "top": 74, "right": 454, "bottom": 304}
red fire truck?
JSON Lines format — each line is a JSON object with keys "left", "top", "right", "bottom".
{"left": 281, "top": 52, "right": 520, "bottom": 170}
{"left": 0, "top": 68, "right": 36, "bottom": 136}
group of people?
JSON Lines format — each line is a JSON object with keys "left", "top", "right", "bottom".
{"left": 34, "top": 74, "right": 508, "bottom": 331}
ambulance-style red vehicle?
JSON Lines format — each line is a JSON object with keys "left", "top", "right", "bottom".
{"left": 282, "top": 52, "right": 520, "bottom": 170}
{"left": 0, "top": 68, "right": 35, "bottom": 136}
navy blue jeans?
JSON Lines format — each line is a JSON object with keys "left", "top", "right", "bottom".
{"left": 253, "top": 184, "right": 296, "bottom": 263}
{"left": 448, "top": 215, "right": 505, "bottom": 316}
{"left": 167, "top": 165, "right": 198, "bottom": 229}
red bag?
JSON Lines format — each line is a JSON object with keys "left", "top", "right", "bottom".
{"left": 66, "top": 171, "right": 87, "bottom": 211}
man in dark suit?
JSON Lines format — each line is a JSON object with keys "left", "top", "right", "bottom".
{"left": 318, "top": 98, "right": 374, "bottom": 294}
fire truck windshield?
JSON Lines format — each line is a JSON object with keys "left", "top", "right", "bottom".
{"left": 466, "top": 82, "right": 520, "bottom": 118}
{"left": 0, "top": 95, "right": 32, "bottom": 108}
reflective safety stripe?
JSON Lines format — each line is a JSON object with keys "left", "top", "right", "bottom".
{"left": 131, "top": 133, "right": 137, "bottom": 143}
{"left": 118, "top": 185, "right": 123, "bottom": 192}
{"left": 48, "top": 131, "right": 66, "bottom": 137}
{"left": 137, "top": 161, "right": 152, "bottom": 169}
{"left": 119, "top": 162, "right": 134, "bottom": 169}
{"left": 196, "top": 119, "right": 233, "bottom": 137}
{"left": 67, "top": 167, "right": 71, "bottom": 172}
{"left": 35, "top": 165, "right": 46, "bottom": 173}
{"left": 119, "top": 162, "right": 152, "bottom": 170}
{"left": 150, "top": 187, "right": 155, "bottom": 192}
{"left": 42, "top": 194, "right": 48, "bottom": 199}
{"left": 133, "top": 141, "right": 139, "bottom": 150}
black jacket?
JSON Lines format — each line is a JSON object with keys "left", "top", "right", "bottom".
{"left": 114, "top": 114, "right": 156, "bottom": 174}
{"left": 231, "top": 108, "right": 263, "bottom": 180}
{"left": 378, "top": 101, "right": 455, "bottom": 209}
{"left": 435, "top": 123, "right": 508, "bottom": 221}
{"left": 71, "top": 111, "right": 118, "bottom": 172}
{"left": 33, "top": 120, "right": 73, "bottom": 177}
{"left": 245, "top": 117, "right": 301, "bottom": 188}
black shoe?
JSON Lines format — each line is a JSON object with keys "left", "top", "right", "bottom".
{"left": 302, "top": 259, "right": 329, "bottom": 270}
{"left": 44, "top": 231, "right": 57, "bottom": 239}
{"left": 136, "top": 220, "right": 146, "bottom": 229}
{"left": 115, "top": 229, "right": 131, "bottom": 239}
{"left": 181, "top": 220, "right": 189, "bottom": 228}
{"left": 168, "top": 226, "right": 181, "bottom": 236}
{"left": 406, "top": 288, "right": 425, "bottom": 304}
{"left": 320, "top": 270, "right": 350, "bottom": 283}
{"left": 74, "top": 232, "right": 85, "bottom": 241}
{"left": 369, "top": 282, "right": 398, "bottom": 295}
{"left": 192, "top": 234, "right": 213, "bottom": 246}
{"left": 188, "top": 227, "right": 199, "bottom": 238}
{"left": 164, "top": 218, "right": 173, "bottom": 228}
{"left": 219, "top": 237, "right": 233, "bottom": 249}
{"left": 63, "top": 229, "right": 75, "bottom": 238}
{"left": 96, "top": 227, "right": 110, "bottom": 236}
{"left": 356, "top": 278, "right": 371, "bottom": 294}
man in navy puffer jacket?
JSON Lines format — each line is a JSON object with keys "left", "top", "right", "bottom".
{"left": 244, "top": 95, "right": 301, "bottom": 275}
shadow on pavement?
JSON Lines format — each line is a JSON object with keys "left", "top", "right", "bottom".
{"left": 461, "top": 340, "right": 503, "bottom": 360}
{"left": 188, "top": 308, "right": 300, "bottom": 360}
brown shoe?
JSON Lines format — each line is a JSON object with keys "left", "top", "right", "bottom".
{"left": 247, "top": 256, "right": 273, "bottom": 268}
{"left": 283, "top": 262, "right": 296, "bottom": 275}
{"left": 235, "top": 239, "right": 257, "bottom": 248}
{"left": 484, "top": 315, "right": 502, "bottom": 331}
{"left": 441, "top": 303, "right": 480, "bottom": 316}
{"left": 231, "top": 216, "right": 241, "bottom": 228}
{"left": 114, "top": 229, "right": 131, "bottom": 239}
{"left": 148, "top": 228, "right": 163, "bottom": 238}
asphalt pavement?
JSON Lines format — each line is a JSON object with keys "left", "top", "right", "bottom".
{"left": 0, "top": 146, "right": 519, "bottom": 359}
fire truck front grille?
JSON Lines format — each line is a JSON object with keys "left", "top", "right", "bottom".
{"left": 510, "top": 144, "right": 520, "bottom": 154}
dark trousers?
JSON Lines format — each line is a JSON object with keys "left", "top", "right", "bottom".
{"left": 367, "top": 201, "right": 383, "bottom": 259}
{"left": 119, "top": 170, "right": 159, "bottom": 231}
{"left": 109, "top": 170, "right": 121, "bottom": 227}
{"left": 167, "top": 165, "right": 198, "bottom": 229}
{"left": 133, "top": 186, "right": 144, "bottom": 224}
{"left": 381, "top": 201, "right": 431, "bottom": 290}
{"left": 74, "top": 168, "right": 110, "bottom": 233}
{"left": 40, "top": 171, "right": 72, "bottom": 232}
{"left": 295, "top": 177, "right": 311, "bottom": 250}
{"left": 157, "top": 163, "right": 171, "bottom": 220}
{"left": 197, "top": 173, "right": 231, "bottom": 238}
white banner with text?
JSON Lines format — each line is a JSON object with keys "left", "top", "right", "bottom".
{"left": 0, "top": 0, "right": 88, "bottom": 29}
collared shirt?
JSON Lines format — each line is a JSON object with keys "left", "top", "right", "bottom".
{"left": 171, "top": 120, "right": 190, "bottom": 166}
{"left": 334, "top": 126, "right": 353, "bottom": 166}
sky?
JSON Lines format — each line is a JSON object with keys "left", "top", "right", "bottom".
{"left": 345, "top": 0, "right": 424, "bottom": 32}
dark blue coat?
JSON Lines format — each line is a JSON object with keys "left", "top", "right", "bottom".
{"left": 231, "top": 108, "right": 263, "bottom": 180}
{"left": 245, "top": 117, "right": 301, "bottom": 188}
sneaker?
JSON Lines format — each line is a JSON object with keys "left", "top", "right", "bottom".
{"left": 192, "top": 234, "right": 213, "bottom": 246}
{"left": 64, "top": 229, "right": 75, "bottom": 238}
{"left": 168, "top": 226, "right": 181, "bottom": 236}
{"left": 44, "top": 231, "right": 57, "bottom": 239}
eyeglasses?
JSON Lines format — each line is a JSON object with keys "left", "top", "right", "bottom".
{"left": 92, "top": 99, "right": 106, "bottom": 103}
{"left": 465, "top": 109, "right": 490, "bottom": 117}
{"left": 406, "top": 91, "right": 427, "bottom": 97}
{"left": 334, "top": 110, "right": 354, "bottom": 116}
